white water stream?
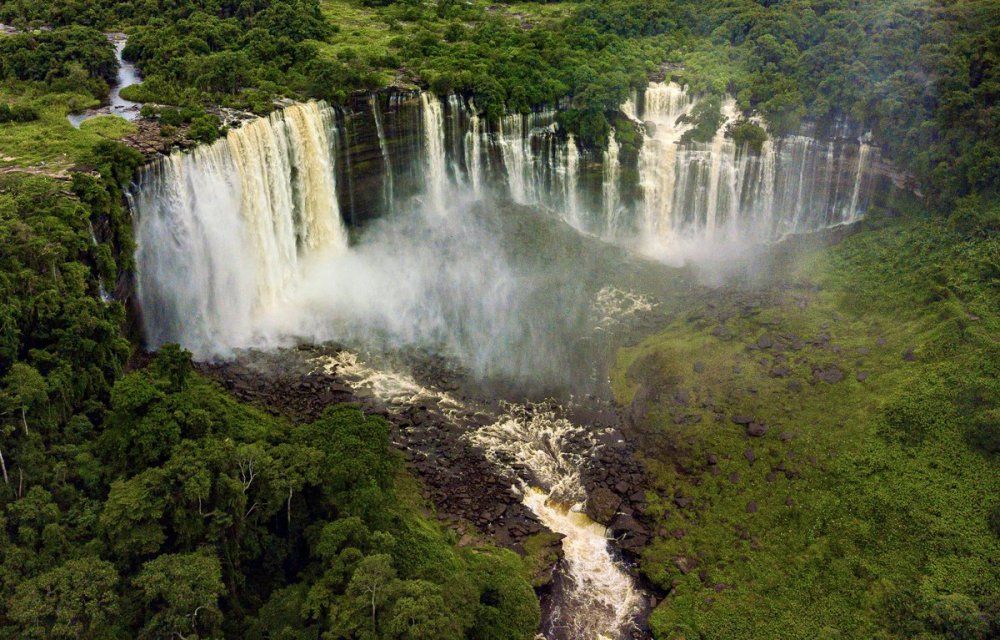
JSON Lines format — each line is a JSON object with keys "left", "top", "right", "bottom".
{"left": 313, "top": 352, "right": 642, "bottom": 640}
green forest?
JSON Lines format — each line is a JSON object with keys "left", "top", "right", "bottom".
{"left": 1, "top": 1, "right": 998, "bottom": 639}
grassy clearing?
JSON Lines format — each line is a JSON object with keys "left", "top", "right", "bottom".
{"left": 613, "top": 218, "right": 1000, "bottom": 639}
{"left": 80, "top": 114, "right": 138, "bottom": 139}
{"left": 0, "top": 86, "right": 122, "bottom": 168}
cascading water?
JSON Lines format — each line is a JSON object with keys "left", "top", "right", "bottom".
{"left": 132, "top": 101, "right": 346, "bottom": 356}
{"left": 602, "top": 130, "right": 622, "bottom": 235}
{"left": 313, "top": 353, "right": 644, "bottom": 640}
{"left": 370, "top": 95, "right": 395, "bottom": 211}
{"left": 398, "top": 86, "right": 878, "bottom": 255}
{"left": 634, "top": 82, "right": 696, "bottom": 244}
{"left": 470, "top": 405, "right": 644, "bottom": 640}
{"left": 632, "top": 82, "right": 877, "bottom": 255}
{"left": 421, "top": 92, "right": 448, "bottom": 211}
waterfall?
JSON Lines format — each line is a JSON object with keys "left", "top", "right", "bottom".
{"left": 132, "top": 101, "right": 346, "bottom": 356}
{"left": 630, "top": 82, "right": 877, "bottom": 252}
{"left": 421, "top": 93, "right": 448, "bottom": 212}
{"left": 563, "top": 134, "right": 581, "bottom": 228}
{"left": 603, "top": 130, "right": 621, "bottom": 234}
{"left": 371, "top": 95, "right": 395, "bottom": 211}
{"left": 637, "top": 82, "right": 696, "bottom": 244}
{"left": 848, "top": 141, "right": 872, "bottom": 221}
{"left": 497, "top": 113, "right": 533, "bottom": 204}
{"left": 466, "top": 107, "right": 484, "bottom": 197}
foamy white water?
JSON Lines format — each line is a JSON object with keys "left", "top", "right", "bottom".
{"left": 132, "top": 101, "right": 345, "bottom": 356}
{"left": 470, "top": 404, "right": 643, "bottom": 640}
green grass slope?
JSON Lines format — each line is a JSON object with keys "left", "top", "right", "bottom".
{"left": 613, "top": 215, "right": 1000, "bottom": 639}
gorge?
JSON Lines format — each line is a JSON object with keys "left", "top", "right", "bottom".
{"left": 3, "top": 2, "right": 997, "bottom": 639}
{"left": 129, "top": 84, "right": 893, "bottom": 639}
{"left": 134, "top": 84, "right": 890, "bottom": 358}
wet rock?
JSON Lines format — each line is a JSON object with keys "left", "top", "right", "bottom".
{"left": 586, "top": 487, "right": 622, "bottom": 524}
{"left": 610, "top": 514, "right": 649, "bottom": 551}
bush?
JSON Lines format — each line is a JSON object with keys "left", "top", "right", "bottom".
{"left": 926, "top": 593, "right": 989, "bottom": 640}
{"left": 0, "top": 103, "right": 39, "bottom": 123}
{"left": 727, "top": 118, "right": 768, "bottom": 153}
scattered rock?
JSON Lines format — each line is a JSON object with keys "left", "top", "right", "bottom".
{"left": 746, "top": 501, "right": 758, "bottom": 513}
{"left": 746, "top": 422, "right": 768, "bottom": 437}
{"left": 856, "top": 371, "right": 869, "bottom": 382}
{"left": 711, "top": 325, "right": 732, "bottom": 340}
{"left": 728, "top": 472, "right": 741, "bottom": 484}
{"left": 731, "top": 415, "right": 753, "bottom": 425}
{"left": 585, "top": 487, "right": 622, "bottom": 524}
{"left": 673, "top": 555, "right": 698, "bottom": 575}
{"left": 757, "top": 334, "right": 774, "bottom": 349}
{"left": 693, "top": 361, "right": 706, "bottom": 374}
{"left": 706, "top": 453, "right": 718, "bottom": 465}
{"left": 812, "top": 364, "right": 844, "bottom": 384}
{"left": 769, "top": 365, "right": 792, "bottom": 378}
{"left": 787, "top": 380, "right": 803, "bottom": 393}
{"left": 902, "top": 347, "right": 916, "bottom": 361}
{"left": 785, "top": 497, "right": 795, "bottom": 506}
{"left": 744, "top": 447, "right": 756, "bottom": 464}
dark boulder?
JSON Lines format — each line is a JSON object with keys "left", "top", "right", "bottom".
{"left": 746, "top": 422, "right": 768, "bottom": 437}
{"left": 585, "top": 487, "right": 622, "bottom": 524}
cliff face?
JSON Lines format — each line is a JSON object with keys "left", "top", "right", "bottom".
{"left": 336, "top": 91, "right": 423, "bottom": 226}
{"left": 126, "top": 82, "right": 912, "bottom": 250}
{"left": 328, "top": 85, "right": 909, "bottom": 238}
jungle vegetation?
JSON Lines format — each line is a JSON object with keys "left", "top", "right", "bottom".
{"left": 0, "top": 1, "right": 997, "bottom": 639}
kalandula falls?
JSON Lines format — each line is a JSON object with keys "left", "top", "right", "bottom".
{"left": 1, "top": 3, "right": 997, "bottom": 640}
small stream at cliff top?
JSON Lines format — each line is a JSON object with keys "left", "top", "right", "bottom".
{"left": 69, "top": 35, "right": 142, "bottom": 127}
{"left": 314, "top": 352, "right": 645, "bottom": 639}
